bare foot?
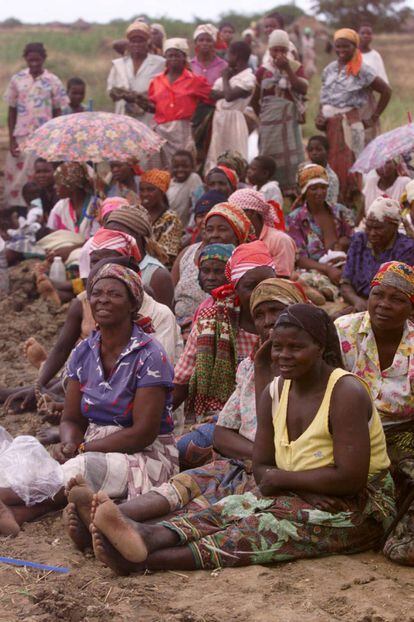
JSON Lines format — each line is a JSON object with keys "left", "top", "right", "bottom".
{"left": 66, "top": 475, "right": 94, "bottom": 530}
{"left": 36, "top": 274, "right": 61, "bottom": 306}
{"left": 90, "top": 524, "right": 144, "bottom": 576}
{"left": 23, "top": 338, "right": 47, "bottom": 370}
{"left": 92, "top": 491, "right": 149, "bottom": 563}
{"left": 37, "top": 425, "right": 60, "bottom": 446}
{"left": 0, "top": 500, "right": 20, "bottom": 537}
{"left": 63, "top": 502, "right": 92, "bottom": 551}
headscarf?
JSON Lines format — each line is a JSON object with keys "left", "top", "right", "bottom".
{"left": 297, "top": 163, "right": 329, "bottom": 197}
{"left": 334, "top": 28, "right": 362, "bottom": 76}
{"left": 217, "top": 151, "right": 248, "bottom": 180}
{"left": 89, "top": 229, "right": 141, "bottom": 262}
{"left": 193, "top": 23, "right": 218, "bottom": 42}
{"left": 225, "top": 240, "right": 275, "bottom": 286}
{"left": 206, "top": 166, "right": 239, "bottom": 192}
{"left": 242, "top": 28, "right": 255, "bottom": 38}
{"left": 198, "top": 243, "right": 235, "bottom": 266}
{"left": 163, "top": 38, "right": 189, "bottom": 55}
{"left": 274, "top": 304, "right": 343, "bottom": 367}
{"left": 140, "top": 169, "right": 171, "bottom": 194}
{"left": 125, "top": 20, "right": 151, "bottom": 40}
{"left": 99, "top": 197, "right": 130, "bottom": 222}
{"left": 194, "top": 190, "right": 227, "bottom": 217}
{"left": 406, "top": 179, "right": 414, "bottom": 204}
{"left": 88, "top": 263, "right": 144, "bottom": 311}
{"left": 268, "top": 29, "right": 290, "bottom": 50}
{"left": 250, "top": 278, "right": 308, "bottom": 314}
{"left": 366, "top": 196, "right": 401, "bottom": 225}
{"left": 229, "top": 188, "right": 280, "bottom": 228}
{"left": 204, "top": 202, "right": 253, "bottom": 244}
{"left": 54, "top": 162, "right": 93, "bottom": 193}
{"left": 151, "top": 23, "right": 167, "bottom": 38}
{"left": 370, "top": 261, "right": 414, "bottom": 304}
{"left": 106, "top": 205, "right": 168, "bottom": 264}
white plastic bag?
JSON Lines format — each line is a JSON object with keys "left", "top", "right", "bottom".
{"left": 0, "top": 427, "right": 63, "bottom": 506}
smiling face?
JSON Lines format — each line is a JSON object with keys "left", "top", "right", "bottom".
{"left": 334, "top": 38, "right": 356, "bottom": 64}
{"left": 204, "top": 215, "right": 239, "bottom": 245}
{"left": 128, "top": 33, "right": 149, "bottom": 57}
{"left": 25, "top": 51, "right": 45, "bottom": 76}
{"left": 139, "top": 181, "right": 164, "bottom": 211}
{"left": 252, "top": 300, "right": 287, "bottom": 342}
{"left": 368, "top": 283, "right": 412, "bottom": 331}
{"left": 90, "top": 277, "right": 134, "bottom": 327}
{"left": 110, "top": 161, "right": 134, "bottom": 184}
{"left": 271, "top": 324, "right": 322, "bottom": 379}
{"left": 198, "top": 258, "right": 227, "bottom": 293}
{"left": 171, "top": 154, "right": 193, "bottom": 183}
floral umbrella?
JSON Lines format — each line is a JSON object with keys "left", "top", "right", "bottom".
{"left": 350, "top": 123, "right": 414, "bottom": 173}
{"left": 24, "top": 111, "right": 164, "bottom": 162}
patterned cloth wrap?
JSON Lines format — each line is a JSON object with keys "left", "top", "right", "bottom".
{"left": 366, "top": 196, "right": 402, "bottom": 224}
{"left": 229, "top": 188, "right": 280, "bottom": 228}
{"left": 371, "top": 261, "right": 414, "bottom": 304}
{"left": 140, "top": 169, "right": 171, "bottom": 194}
{"left": 204, "top": 202, "right": 254, "bottom": 244}
{"left": 54, "top": 162, "right": 93, "bottom": 192}
{"left": 89, "top": 228, "right": 141, "bottom": 263}
{"left": 88, "top": 262, "right": 144, "bottom": 310}
{"left": 297, "top": 163, "right": 329, "bottom": 197}
{"left": 198, "top": 243, "right": 235, "bottom": 266}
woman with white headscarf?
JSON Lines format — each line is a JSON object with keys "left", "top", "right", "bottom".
{"left": 107, "top": 20, "right": 165, "bottom": 126}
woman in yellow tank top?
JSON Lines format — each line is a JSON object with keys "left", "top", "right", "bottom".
{"left": 82, "top": 305, "right": 396, "bottom": 576}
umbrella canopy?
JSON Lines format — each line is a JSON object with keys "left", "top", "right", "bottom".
{"left": 351, "top": 123, "right": 414, "bottom": 173}
{"left": 24, "top": 111, "right": 164, "bottom": 162}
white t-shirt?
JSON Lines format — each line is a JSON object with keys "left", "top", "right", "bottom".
{"left": 363, "top": 171, "right": 410, "bottom": 212}
{"left": 255, "top": 181, "right": 283, "bottom": 206}
{"left": 362, "top": 49, "right": 389, "bottom": 84}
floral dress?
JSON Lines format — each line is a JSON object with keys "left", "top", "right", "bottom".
{"left": 4, "top": 68, "right": 68, "bottom": 205}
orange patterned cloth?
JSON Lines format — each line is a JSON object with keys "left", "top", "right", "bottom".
{"left": 371, "top": 261, "right": 414, "bottom": 304}
{"left": 334, "top": 29, "right": 363, "bottom": 77}
{"left": 140, "top": 169, "right": 171, "bottom": 194}
{"left": 204, "top": 202, "right": 253, "bottom": 244}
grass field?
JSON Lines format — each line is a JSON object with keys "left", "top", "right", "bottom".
{"left": 0, "top": 26, "right": 413, "bottom": 137}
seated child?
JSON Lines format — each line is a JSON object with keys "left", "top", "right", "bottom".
{"left": 247, "top": 156, "right": 285, "bottom": 230}
{"left": 166, "top": 150, "right": 203, "bottom": 228}
{"left": 5, "top": 182, "right": 45, "bottom": 264}
{"left": 306, "top": 135, "right": 339, "bottom": 205}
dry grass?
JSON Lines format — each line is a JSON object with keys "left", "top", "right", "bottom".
{"left": 0, "top": 27, "right": 413, "bottom": 136}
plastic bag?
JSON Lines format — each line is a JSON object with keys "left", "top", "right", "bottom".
{"left": 0, "top": 427, "right": 63, "bottom": 506}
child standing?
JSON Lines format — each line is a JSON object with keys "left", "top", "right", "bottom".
{"left": 205, "top": 42, "right": 256, "bottom": 172}
{"left": 62, "top": 77, "right": 87, "bottom": 114}
{"left": 306, "top": 135, "right": 339, "bottom": 205}
{"left": 166, "top": 150, "right": 203, "bottom": 227}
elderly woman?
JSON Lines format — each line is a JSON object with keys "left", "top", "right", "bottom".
{"left": 193, "top": 243, "right": 235, "bottom": 322}
{"left": 287, "top": 163, "right": 354, "bottom": 302}
{"left": 0, "top": 264, "right": 178, "bottom": 536}
{"left": 86, "top": 305, "right": 394, "bottom": 575}
{"left": 175, "top": 240, "right": 276, "bottom": 468}
{"left": 107, "top": 20, "right": 165, "bottom": 125}
{"left": 138, "top": 39, "right": 211, "bottom": 168}
{"left": 173, "top": 200, "right": 252, "bottom": 327}
{"left": 316, "top": 28, "right": 391, "bottom": 201}
{"left": 341, "top": 197, "right": 414, "bottom": 312}
{"left": 4, "top": 42, "right": 67, "bottom": 206}
{"left": 139, "top": 169, "right": 183, "bottom": 268}
{"left": 64, "top": 278, "right": 308, "bottom": 550}
{"left": 253, "top": 30, "right": 308, "bottom": 196}
{"left": 229, "top": 188, "right": 296, "bottom": 277}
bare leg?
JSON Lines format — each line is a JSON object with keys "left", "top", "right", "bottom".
{"left": 7, "top": 489, "right": 66, "bottom": 526}
{"left": 37, "top": 425, "right": 60, "bottom": 445}
{"left": 36, "top": 274, "right": 61, "bottom": 306}
{"left": 119, "top": 491, "right": 170, "bottom": 522}
{"left": 63, "top": 475, "right": 94, "bottom": 551}
{"left": 0, "top": 499, "right": 20, "bottom": 536}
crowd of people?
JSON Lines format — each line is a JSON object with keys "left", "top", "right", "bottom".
{"left": 1, "top": 12, "right": 414, "bottom": 576}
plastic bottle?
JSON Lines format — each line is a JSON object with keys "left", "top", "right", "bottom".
{"left": 49, "top": 256, "right": 66, "bottom": 281}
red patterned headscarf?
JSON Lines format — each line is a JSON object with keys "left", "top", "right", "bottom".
{"left": 370, "top": 261, "right": 414, "bottom": 304}
{"left": 229, "top": 188, "right": 280, "bottom": 228}
{"left": 204, "top": 202, "right": 254, "bottom": 244}
{"left": 89, "top": 229, "right": 141, "bottom": 262}
{"left": 225, "top": 240, "right": 275, "bottom": 286}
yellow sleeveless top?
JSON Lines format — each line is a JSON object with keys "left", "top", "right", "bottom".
{"left": 270, "top": 368, "right": 390, "bottom": 476}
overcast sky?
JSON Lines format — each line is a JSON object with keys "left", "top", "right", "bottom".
{"left": 0, "top": 0, "right": 315, "bottom": 23}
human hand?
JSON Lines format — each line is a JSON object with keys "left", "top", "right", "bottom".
{"left": 259, "top": 468, "right": 280, "bottom": 496}
{"left": 51, "top": 442, "right": 78, "bottom": 464}
{"left": 4, "top": 387, "right": 36, "bottom": 413}
{"left": 254, "top": 339, "right": 272, "bottom": 370}
{"left": 273, "top": 53, "right": 289, "bottom": 71}
{"left": 325, "top": 265, "right": 342, "bottom": 285}
{"left": 352, "top": 297, "right": 368, "bottom": 313}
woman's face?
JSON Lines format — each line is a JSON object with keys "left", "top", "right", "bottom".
{"left": 89, "top": 249, "right": 121, "bottom": 271}
{"left": 90, "top": 277, "right": 134, "bottom": 326}
{"left": 269, "top": 46, "right": 288, "bottom": 62}
{"left": 34, "top": 161, "right": 55, "bottom": 188}
{"left": 204, "top": 215, "right": 238, "bottom": 245}
{"left": 252, "top": 300, "right": 287, "bottom": 342}
{"left": 128, "top": 33, "right": 149, "bottom": 57}
{"left": 365, "top": 217, "right": 397, "bottom": 251}
{"left": 236, "top": 266, "right": 276, "bottom": 315}
{"left": 271, "top": 325, "right": 322, "bottom": 379}
{"left": 368, "top": 284, "right": 412, "bottom": 332}
{"left": 165, "top": 49, "right": 186, "bottom": 72}
{"left": 376, "top": 160, "right": 397, "bottom": 179}
{"left": 198, "top": 258, "right": 227, "bottom": 293}
{"left": 305, "top": 183, "right": 328, "bottom": 205}
{"left": 151, "top": 28, "right": 164, "bottom": 48}
{"left": 110, "top": 161, "right": 134, "bottom": 184}
{"left": 206, "top": 172, "right": 232, "bottom": 197}
{"left": 139, "top": 181, "right": 164, "bottom": 211}
{"left": 196, "top": 33, "right": 215, "bottom": 54}
{"left": 334, "top": 38, "right": 356, "bottom": 64}
{"left": 25, "top": 51, "right": 45, "bottom": 75}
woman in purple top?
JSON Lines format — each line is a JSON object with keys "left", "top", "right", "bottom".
{"left": 0, "top": 263, "right": 178, "bottom": 538}
{"left": 341, "top": 196, "right": 414, "bottom": 312}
